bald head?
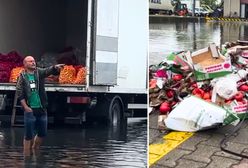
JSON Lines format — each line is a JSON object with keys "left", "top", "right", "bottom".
{"left": 23, "top": 56, "right": 35, "bottom": 64}
{"left": 23, "top": 56, "right": 36, "bottom": 71}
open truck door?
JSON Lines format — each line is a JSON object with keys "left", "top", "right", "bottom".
{"left": 89, "top": 0, "right": 119, "bottom": 86}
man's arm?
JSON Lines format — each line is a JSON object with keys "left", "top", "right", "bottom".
{"left": 16, "top": 74, "right": 32, "bottom": 112}
{"left": 39, "top": 64, "right": 65, "bottom": 78}
{"left": 20, "top": 100, "right": 32, "bottom": 112}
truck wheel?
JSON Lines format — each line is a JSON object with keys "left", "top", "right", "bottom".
{"left": 107, "top": 96, "right": 125, "bottom": 127}
{"left": 168, "top": 10, "right": 173, "bottom": 15}
{"left": 87, "top": 95, "right": 126, "bottom": 126}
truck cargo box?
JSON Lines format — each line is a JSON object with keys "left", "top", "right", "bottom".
{"left": 0, "top": 0, "right": 148, "bottom": 126}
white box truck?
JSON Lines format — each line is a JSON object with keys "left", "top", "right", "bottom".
{"left": 149, "top": 0, "right": 175, "bottom": 15}
{"left": 149, "top": 0, "right": 188, "bottom": 16}
{"left": 0, "top": 0, "right": 148, "bottom": 126}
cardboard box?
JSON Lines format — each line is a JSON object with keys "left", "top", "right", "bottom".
{"left": 167, "top": 51, "right": 193, "bottom": 70}
{"left": 188, "top": 44, "right": 232, "bottom": 81}
{"left": 237, "top": 50, "right": 248, "bottom": 64}
{"left": 224, "top": 99, "right": 248, "bottom": 120}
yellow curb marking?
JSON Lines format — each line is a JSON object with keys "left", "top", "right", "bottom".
{"left": 149, "top": 132, "right": 194, "bottom": 167}
{"left": 205, "top": 17, "right": 243, "bottom": 22}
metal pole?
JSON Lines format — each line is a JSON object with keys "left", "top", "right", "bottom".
{"left": 229, "top": 0, "right": 231, "bottom": 17}
{"left": 192, "top": 0, "right": 195, "bottom": 17}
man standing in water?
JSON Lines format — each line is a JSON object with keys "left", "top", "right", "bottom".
{"left": 16, "top": 56, "right": 64, "bottom": 154}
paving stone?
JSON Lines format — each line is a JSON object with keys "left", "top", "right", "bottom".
{"left": 232, "top": 159, "right": 248, "bottom": 168}
{"left": 242, "top": 121, "right": 248, "bottom": 128}
{"left": 149, "top": 128, "right": 163, "bottom": 144}
{"left": 242, "top": 148, "right": 248, "bottom": 154}
{"left": 200, "top": 133, "right": 225, "bottom": 147}
{"left": 149, "top": 112, "right": 248, "bottom": 168}
{"left": 149, "top": 112, "right": 159, "bottom": 129}
{"left": 193, "top": 131, "right": 212, "bottom": 139}
{"left": 214, "top": 151, "right": 242, "bottom": 161}
{"left": 183, "top": 144, "right": 219, "bottom": 163}
{"left": 236, "top": 121, "right": 248, "bottom": 130}
{"left": 150, "top": 163, "right": 171, "bottom": 168}
{"left": 236, "top": 120, "right": 248, "bottom": 129}
{"left": 206, "top": 156, "right": 239, "bottom": 168}
{"left": 155, "top": 148, "right": 192, "bottom": 167}
{"left": 230, "top": 129, "right": 248, "bottom": 145}
{"left": 151, "top": 136, "right": 167, "bottom": 145}
{"left": 210, "top": 125, "right": 238, "bottom": 135}
{"left": 175, "top": 158, "right": 207, "bottom": 168}
{"left": 213, "top": 142, "right": 247, "bottom": 160}
{"left": 178, "top": 135, "right": 209, "bottom": 151}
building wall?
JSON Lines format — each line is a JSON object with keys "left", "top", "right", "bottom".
{"left": 181, "top": 0, "right": 200, "bottom": 10}
{"left": 224, "top": 0, "right": 240, "bottom": 17}
{"left": 241, "top": 0, "right": 248, "bottom": 4}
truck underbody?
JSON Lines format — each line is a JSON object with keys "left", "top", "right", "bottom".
{"left": 0, "top": 85, "right": 147, "bottom": 127}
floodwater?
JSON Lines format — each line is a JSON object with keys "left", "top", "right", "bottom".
{"left": 150, "top": 19, "right": 248, "bottom": 65}
{"left": 0, "top": 118, "right": 147, "bottom": 168}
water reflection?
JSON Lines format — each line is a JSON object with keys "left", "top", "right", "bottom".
{"left": 150, "top": 21, "right": 248, "bottom": 65}
{"left": 0, "top": 118, "right": 147, "bottom": 168}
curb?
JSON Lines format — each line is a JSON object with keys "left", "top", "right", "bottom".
{"left": 149, "top": 131, "right": 194, "bottom": 166}
{"left": 206, "top": 17, "right": 248, "bottom": 22}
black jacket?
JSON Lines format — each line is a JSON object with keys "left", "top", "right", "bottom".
{"left": 16, "top": 66, "right": 59, "bottom": 110}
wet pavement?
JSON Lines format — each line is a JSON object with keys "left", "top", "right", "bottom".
{"left": 149, "top": 111, "right": 248, "bottom": 168}
{"left": 0, "top": 118, "right": 147, "bottom": 168}
{"left": 149, "top": 20, "right": 248, "bottom": 167}
{"left": 150, "top": 20, "right": 248, "bottom": 65}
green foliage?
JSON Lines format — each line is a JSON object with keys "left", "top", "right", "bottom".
{"left": 200, "top": 0, "right": 220, "bottom": 9}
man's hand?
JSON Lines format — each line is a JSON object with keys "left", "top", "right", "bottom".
{"left": 20, "top": 99, "right": 32, "bottom": 113}
{"left": 55, "top": 64, "right": 65, "bottom": 71}
{"left": 24, "top": 106, "right": 33, "bottom": 113}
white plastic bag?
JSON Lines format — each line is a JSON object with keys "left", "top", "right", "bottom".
{"left": 164, "top": 96, "right": 227, "bottom": 132}
{"left": 211, "top": 69, "right": 248, "bottom": 100}
{"left": 213, "top": 77, "right": 237, "bottom": 100}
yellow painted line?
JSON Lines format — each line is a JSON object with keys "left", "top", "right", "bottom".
{"left": 205, "top": 17, "right": 245, "bottom": 22}
{"left": 149, "top": 132, "right": 194, "bottom": 167}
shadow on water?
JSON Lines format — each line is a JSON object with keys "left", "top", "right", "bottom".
{"left": 0, "top": 118, "right": 147, "bottom": 168}
{"left": 149, "top": 20, "right": 248, "bottom": 65}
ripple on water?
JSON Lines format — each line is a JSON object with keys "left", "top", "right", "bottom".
{"left": 0, "top": 118, "right": 147, "bottom": 168}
